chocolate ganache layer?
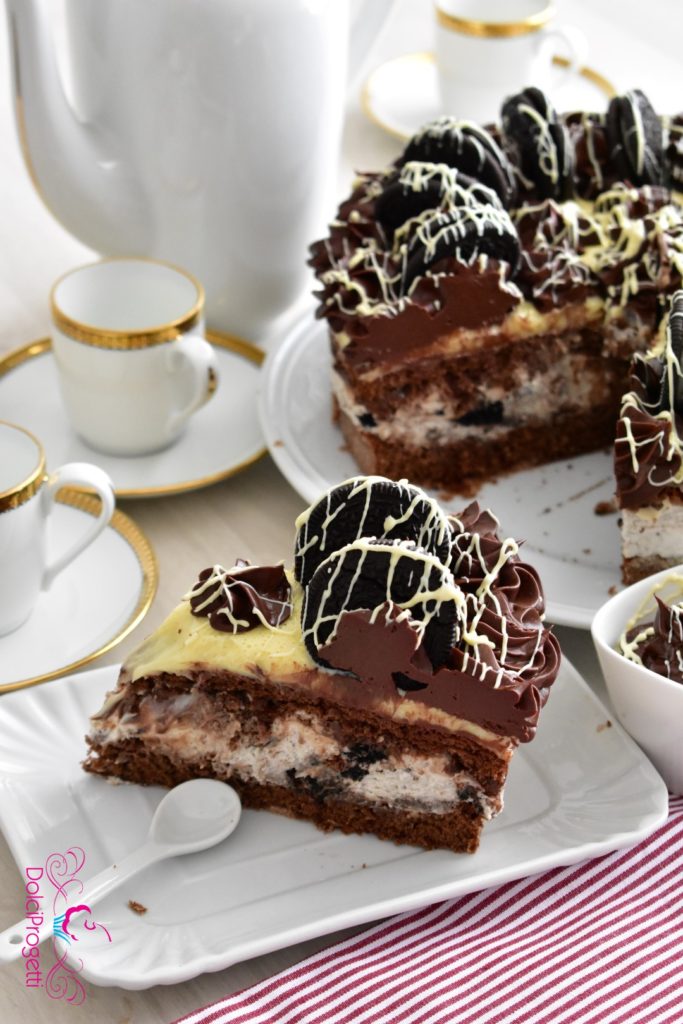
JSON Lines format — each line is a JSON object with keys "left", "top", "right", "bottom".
{"left": 310, "top": 88, "right": 683, "bottom": 372}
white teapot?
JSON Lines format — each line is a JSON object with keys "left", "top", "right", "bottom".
{"left": 4, "top": 0, "right": 393, "bottom": 336}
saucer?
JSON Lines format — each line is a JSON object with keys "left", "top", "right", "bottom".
{"left": 0, "top": 331, "right": 266, "bottom": 498}
{"left": 361, "top": 52, "right": 616, "bottom": 141}
{"left": 0, "top": 489, "right": 157, "bottom": 693}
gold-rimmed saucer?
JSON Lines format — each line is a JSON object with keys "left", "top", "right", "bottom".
{"left": 0, "top": 330, "right": 266, "bottom": 498}
{"left": 0, "top": 488, "right": 157, "bottom": 693}
{"left": 361, "top": 51, "right": 616, "bottom": 142}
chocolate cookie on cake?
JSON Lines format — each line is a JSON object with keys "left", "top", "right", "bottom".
{"left": 616, "top": 290, "right": 683, "bottom": 583}
{"left": 311, "top": 88, "right": 683, "bottom": 494}
{"left": 84, "top": 477, "right": 560, "bottom": 854}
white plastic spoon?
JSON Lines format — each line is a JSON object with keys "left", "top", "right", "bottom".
{"left": 0, "top": 778, "right": 242, "bottom": 963}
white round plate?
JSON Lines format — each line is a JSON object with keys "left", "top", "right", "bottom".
{"left": 0, "top": 490, "right": 157, "bottom": 692}
{"left": 0, "top": 332, "right": 266, "bottom": 498}
{"left": 361, "top": 52, "right": 616, "bottom": 141}
{"left": 0, "top": 660, "right": 666, "bottom": 988}
{"left": 258, "top": 311, "right": 622, "bottom": 630}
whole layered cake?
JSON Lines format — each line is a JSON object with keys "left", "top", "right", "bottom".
{"left": 616, "top": 290, "right": 683, "bottom": 583}
{"left": 311, "top": 88, "right": 683, "bottom": 493}
{"left": 84, "top": 476, "right": 560, "bottom": 854}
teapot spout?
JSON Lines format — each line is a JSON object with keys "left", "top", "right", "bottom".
{"left": 4, "top": 0, "right": 148, "bottom": 253}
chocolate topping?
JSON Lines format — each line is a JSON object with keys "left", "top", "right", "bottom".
{"left": 621, "top": 589, "right": 683, "bottom": 684}
{"left": 616, "top": 290, "right": 683, "bottom": 507}
{"left": 310, "top": 91, "right": 683, "bottom": 368}
{"left": 565, "top": 111, "right": 611, "bottom": 200}
{"left": 664, "top": 115, "right": 683, "bottom": 191}
{"left": 295, "top": 479, "right": 559, "bottom": 742}
{"left": 318, "top": 601, "right": 559, "bottom": 743}
{"left": 316, "top": 259, "right": 522, "bottom": 371}
{"left": 188, "top": 561, "right": 292, "bottom": 633}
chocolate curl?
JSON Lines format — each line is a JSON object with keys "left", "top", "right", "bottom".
{"left": 189, "top": 561, "right": 292, "bottom": 633}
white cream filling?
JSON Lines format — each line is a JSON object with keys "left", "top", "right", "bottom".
{"left": 92, "top": 707, "right": 500, "bottom": 819}
{"left": 622, "top": 502, "right": 683, "bottom": 559}
{"left": 333, "top": 354, "right": 605, "bottom": 446}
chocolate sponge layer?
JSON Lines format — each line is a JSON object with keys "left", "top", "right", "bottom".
{"left": 334, "top": 325, "right": 629, "bottom": 493}
{"left": 85, "top": 670, "right": 513, "bottom": 854}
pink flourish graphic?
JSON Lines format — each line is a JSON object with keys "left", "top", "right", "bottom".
{"left": 45, "top": 939, "right": 86, "bottom": 1006}
{"left": 62, "top": 905, "right": 91, "bottom": 941}
{"left": 63, "top": 905, "right": 113, "bottom": 945}
{"left": 45, "top": 848, "right": 86, "bottom": 914}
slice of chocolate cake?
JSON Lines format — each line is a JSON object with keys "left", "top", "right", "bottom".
{"left": 616, "top": 290, "right": 683, "bottom": 583}
{"left": 84, "top": 477, "right": 560, "bottom": 854}
{"left": 310, "top": 88, "right": 683, "bottom": 495}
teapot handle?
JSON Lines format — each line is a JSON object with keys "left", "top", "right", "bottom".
{"left": 348, "top": 0, "right": 395, "bottom": 86}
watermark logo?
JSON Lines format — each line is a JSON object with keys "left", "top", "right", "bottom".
{"left": 22, "top": 847, "right": 112, "bottom": 1005}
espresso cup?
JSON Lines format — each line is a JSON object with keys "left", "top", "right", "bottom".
{"left": 0, "top": 421, "right": 115, "bottom": 636}
{"left": 435, "top": 0, "right": 587, "bottom": 123}
{"left": 50, "top": 259, "right": 219, "bottom": 456}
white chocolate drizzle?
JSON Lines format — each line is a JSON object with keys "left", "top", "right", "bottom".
{"left": 301, "top": 537, "right": 470, "bottom": 653}
{"left": 408, "top": 205, "right": 518, "bottom": 270}
{"left": 617, "top": 290, "right": 683, "bottom": 488}
{"left": 518, "top": 101, "right": 561, "bottom": 187}
{"left": 298, "top": 479, "right": 549, "bottom": 691}
{"left": 295, "top": 475, "right": 451, "bottom": 584}
{"left": 618, "top": 571, "right": 683, "bottom": 677}
{"left": 408, "top": 118, "right": 513, "bottom": 189}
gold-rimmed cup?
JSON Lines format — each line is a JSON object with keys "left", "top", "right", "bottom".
{"left": 0, "top": 420, "right": 115, "bottom": 636}
{"left": 435, "top": 0, "right": 556, "bottom": 39}
{"left": 434, "top": 0, "right": 587, "bottom": 122}
{"left": 50, "top": 258, "right": 219, "bottom": 456}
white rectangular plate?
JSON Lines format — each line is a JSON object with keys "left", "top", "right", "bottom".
{"left": 0, "top": 661, "right": 667, "bottom": 990}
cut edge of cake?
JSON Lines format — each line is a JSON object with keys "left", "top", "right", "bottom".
{"left": 84, "top": 477, "right": 560, "bottom": 855}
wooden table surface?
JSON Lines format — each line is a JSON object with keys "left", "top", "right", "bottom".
{"left": 0, "top": 2, "right": 679, "bottom": 1021}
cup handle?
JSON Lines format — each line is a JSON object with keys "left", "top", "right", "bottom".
{"left": 533, "top": 25, "right": 588, "bottom": 89}
{"left": 41, "top": 464, "right": 116, "bottom": 590}
{"left": 166, "top": 333, "right": 219, "bottom": 434}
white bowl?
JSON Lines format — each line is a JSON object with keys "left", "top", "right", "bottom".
{"left": 592, "top": 565, "right": 683, "bottom": 795}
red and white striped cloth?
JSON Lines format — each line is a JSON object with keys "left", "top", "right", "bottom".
{"left": 173, "top": 796, "right": 683, "bottom": 1024}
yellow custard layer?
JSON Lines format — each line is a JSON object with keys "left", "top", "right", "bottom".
{"left": 115, "top": 573, "right": 511, "bottom": 752}
{"left": 127, "top": 574, "right": 314, "bottom": 683}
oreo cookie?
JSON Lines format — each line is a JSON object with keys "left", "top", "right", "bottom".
{"left": 403, "top": 205, "right": 521, "bottom": 287}
{"left": 374, "top": 162, "right": 501, "bottom": 240}
{"left": 294, "top": 476, "right": 452, "bottom": 587}
{"left": 501, "top": 87, "right": 572, "bottom": 200}
{"left": 667, "top": 290, "right": 683, "bottom": 414}
{"left": 606, "top": 90, "right": 663, "bottom": 186}
{"left": 301, "top": 538, "right": 464, "bottom": 669}
{"left": 400, "top": 119, "right": 517, "bottom": 207}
